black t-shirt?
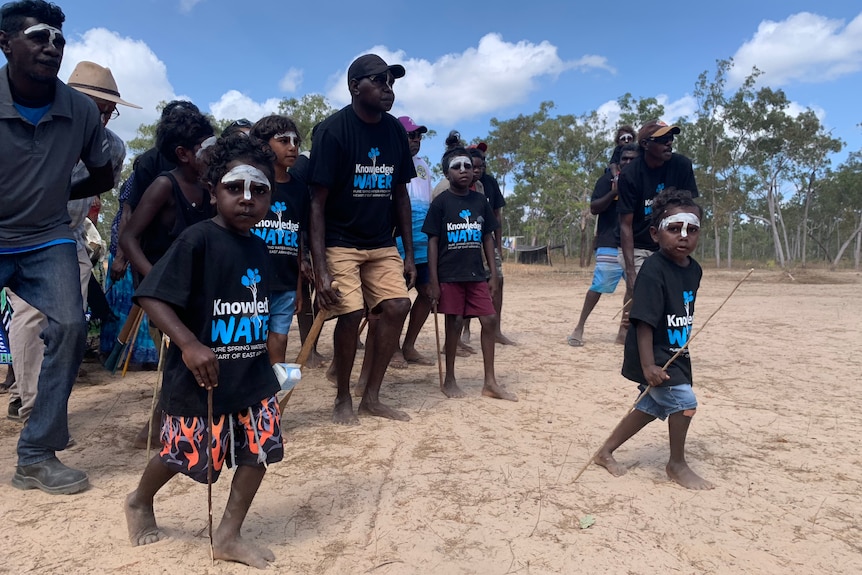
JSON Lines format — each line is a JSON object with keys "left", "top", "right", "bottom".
{"left": 592, "top": 172, "right": 619, "bottom": 249}
{"left": 422, "top": 190, "right": 499, "bottom": 283}
{"left": 251, "top": 174, "right": 308, "bottom": 292}
{"left": 617, "top": 154, "right": 698, "bottom": 251}
{"left": 480, "top": 172, "right": 506, "bottom": 211}
{"left": 621, "top": 251, "right": 702, "bottom": 387}
{"left": 134, "top": 220, "right": 279, "bottom": 417}
{"left": 308, "top": 105, "right": 416, "bottom": 249}
{"left": 128, "top": 148, "right": 176, "bottom": 211}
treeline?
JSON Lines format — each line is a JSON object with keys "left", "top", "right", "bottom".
{"left": 104, "top": 60, "right": 861, "bottom": 270}
{"left": 482, "top": 60, "right": 862, "bottom": 270}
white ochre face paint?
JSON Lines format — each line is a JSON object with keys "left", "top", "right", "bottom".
{"left": 221, "top": 164, "right": 270, "bottom": 200}
{"left": 23, "top": 23, "right": 64, "bottom": 46}
{"left": 659, "top": 212, "right": 700, "bottom": 237}
{"left": 274, "top": 131, "right": 298, "bottom": 147}
{"left": 449, "top": 156, "right": 472, "bottom": 171}
{"left": 196, "top": 136, "right": 217, "bottom": 159}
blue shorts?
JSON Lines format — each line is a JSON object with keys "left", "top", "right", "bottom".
{"left": 269, "top": 290, "right": 297, "bottom": 335}
{"left": 635, "top": 383, "right": 697, "bottom": 420}
{"left": 589, "top": 247, "right": 624, "bottom": 293}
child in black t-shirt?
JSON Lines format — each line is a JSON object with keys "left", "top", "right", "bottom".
{"left": 594, "top": 189, "right": 713, "bottom": 490}
{"left": 423, "top": 148, "right": 517, "bottom": 402}
{"left": 126, "top": 136, "right": 285, "bottom": 568}
{"left": 250, "top": 115, "right": 309, "bottom": 365}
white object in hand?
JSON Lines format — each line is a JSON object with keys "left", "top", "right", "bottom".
{"left": 272, "top": 362, "right": 302, "bottom": 391}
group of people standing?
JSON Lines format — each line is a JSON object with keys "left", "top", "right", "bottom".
{"left": 1, "top": 0, "right": 714, "bottom": 569}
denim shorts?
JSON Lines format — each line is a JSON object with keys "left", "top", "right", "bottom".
{"left": 269, "top": 290, "right": 297, "bottom": 335}
{"left": 635, "top": 383, "right": 697, "bottom": 420}
{"left": 589, "top": 247, "right": 625, "bottom": 293}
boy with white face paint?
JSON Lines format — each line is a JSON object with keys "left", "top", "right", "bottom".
{"left": 594, "top": 188, "right": 714, "bottom": 491}
{"left": 128, "top": 135, "right": 286, "bottom": 568}
{"left": 250, "top": 115, "right": 309, "bottom": 365}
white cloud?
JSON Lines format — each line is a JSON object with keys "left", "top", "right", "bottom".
{"left": 279, "top": 68, "right": 303, "bottom": 93}
{"left": 595, "top": 94, "right": 697, "bottom": 129}
{"left": 208, "top": 90, "right": 282, "bottom": 123}
{"left": 324, "top": 33, "right": 613, "bottom": 125}
{"left": 730, "top": 11, "right": 862, "bottom": 86}
{"left": 179, "top": 0, "right": 203, "bottom": 13}
{"left": 60, "top": 28, "right": 175, "bottom": 144}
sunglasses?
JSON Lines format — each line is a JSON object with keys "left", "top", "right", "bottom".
{"left": 407, "top": 131, "right": 422, "bottom": 141}
{"left": 618, "top": 134, "right": 634, "bottom": 143}
{"left": 99, "top": 107, "right": 120, "bottom": 122}
{"left": 648, "top": 134, "right": 674, "bottom": 145}
{"left": 363, "top": 73, "right": 394, "bottom": 88}
{"left": 449, "top": 161, "right": 473, "bottom": 171}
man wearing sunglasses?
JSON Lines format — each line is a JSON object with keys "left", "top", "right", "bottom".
{"left": 0, "top": 0, "right": 114, "bottom": 494}
{"left": 617, "top": 120, "right": 698, "bottom": 331}
{"left": 309, "top": 53, "right": 416, "bottom": 425}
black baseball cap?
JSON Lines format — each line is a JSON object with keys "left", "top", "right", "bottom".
{"left": 347, "top": 54, "right": 406, "bottom": 82}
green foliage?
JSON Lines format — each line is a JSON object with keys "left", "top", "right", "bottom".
{"left": 277, "top": 94, "right": 337, "bottom": 146}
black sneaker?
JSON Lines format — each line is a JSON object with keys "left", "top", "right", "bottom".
{"left": 7, "top": 397, "right": 22, "bottom": 421}
{"left": 11, "top": 456, "right": 89, "bottom": 494}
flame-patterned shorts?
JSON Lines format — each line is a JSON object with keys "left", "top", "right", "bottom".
{"left": 159, "top": 396, "right": 283, "bottom": 484}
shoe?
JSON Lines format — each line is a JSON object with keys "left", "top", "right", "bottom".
{"left": 12, "top": 457, "right": 89, "bottom": 495}
{"left": 7, "top": 397, "right": 22, "bottom": 421}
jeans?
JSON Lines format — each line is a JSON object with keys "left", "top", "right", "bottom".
{"left": 1, "top": 243, "right": 86, "bottom": 465}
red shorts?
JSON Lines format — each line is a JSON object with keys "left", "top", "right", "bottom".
{"left": 438, "top": 281, "right": 495, "bottom": 317}
{"left": 159, "top": 396, "right": 283, "bottom": 484}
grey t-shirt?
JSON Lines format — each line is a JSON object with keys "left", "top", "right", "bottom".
{"left": 0, "top": 67, "right": 110, "bottom": 249}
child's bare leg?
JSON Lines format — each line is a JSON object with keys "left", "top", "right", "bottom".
{"left": 666, "top": 410, "right": 714, "bottom": 490}
{"left": 213, "top": 465, "right": 275, "bottom": 569}
{"left": 125, "top": 456, "right": 177, "bottom": 546}
{"left": 441, "top": 314, "right": 466, "bottom": 398}
{"left": 478, "top": 314, "right": 517, "bottom": 401}
{"left": 594, "top": 408, "right": 655, "bottom": 476}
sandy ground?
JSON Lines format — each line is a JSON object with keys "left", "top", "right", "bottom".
{"left": 0, "top": 264, "right": 860, "bottom": 575}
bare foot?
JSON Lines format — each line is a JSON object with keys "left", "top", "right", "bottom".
{"left": 325, "top": 364, "right": 337, "bottom": 387}
{"left": 305, "top": 351, "right": 327, "bottom": 369}
{"left": 666, "top": 460, "right": 714, "bottom": 490}
{"left": 402, "top": 347, "right": 433, "bottom": 365}
{"left": 332, "top": 397, "right": 359, "bottom": 426}
{"left": 460, "top": 326, "right": 471, "bottom": 345}
{"left": 481, "top": 381, "right": 518, "bottom": 402}
{"left": 353, "top": 379, "right": 366, "bottom": 398}
{"left": 441, "top": 375, "right": 466, "bottom": 398}
{"left": 132, "top": 421, "right": 160, "bottom": 450}
{"left": 213, "top": 532, "right": 275, "bottom": 569}
{"left": 358, "top": 399, "right": 411, "bottom": 421}
{"left": 125, "top": 492, "right": 162, "bottom": 546}
{"left": 442, "top": 347, "right": 470, "bottom": 358}
{"left": 458, "top": 340, "right": 476, "bottom": 354}
{"left": 389, "top": 351, "right": 408, "bottom": 370}
{"left": 495, "top": 333, "right": 517, "bottom": 345}
{"left": 594, "top": 450, "right": 627, "bottom": 477}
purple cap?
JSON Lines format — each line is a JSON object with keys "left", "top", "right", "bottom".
{"left": 398, "top": 116, "right": 427, "bottom": 134}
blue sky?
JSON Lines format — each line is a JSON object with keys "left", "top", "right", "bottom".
{"left": 56, "top": 0, "right": 862, "bottom": 173}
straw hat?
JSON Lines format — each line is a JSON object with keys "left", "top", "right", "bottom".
{"left": 67, "top": 61, "right": 141, "bottom": 108}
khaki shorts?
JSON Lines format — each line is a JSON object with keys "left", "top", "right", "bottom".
{"left": 618, "top": 248, "right": 654, "bottom": 278}
{"left": 326, "top": 246, "right": 409, "bottom": 316}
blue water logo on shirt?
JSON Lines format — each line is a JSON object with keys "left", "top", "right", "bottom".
{"left": 667, "top": 290, "right": 694, "bottom": 347}
{"left": 446, "top": 210, "right": 484, "bottom": 245}
{"left": 210, "top": 268, "right": 270, "bottom": 344}
{"left": 645, "top": 184, "right": 666, "bottom": 216}
{"left": 252, "top": 202, "right": 299, "bottom": 247}
{"left": 353, "top": 147, "right": 395, "bottom": 192}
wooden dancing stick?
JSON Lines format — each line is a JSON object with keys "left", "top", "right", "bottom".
{"left": 571, "top": 269, "right": 754, "bottom": 483}
{"left": 120, "top": 308, "right": 145, "bottom": 377}
{"left": 612, "top": 298, "right": 632, "bottom": 320}
{"left": 206, "top": 387, "right": 215, "bottom": 564}
{"left": 432, "top": 302, "right": 444, "bottom": 391}
{"left": 277, "top": 281, "right": 338, "bottom": 413}
{"left": 145, "top": 334, "right": 167, "bottom": 462}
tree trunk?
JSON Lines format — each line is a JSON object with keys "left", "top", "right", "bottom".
{"left": 830, "top": 217, "right": 862, "bottom": 271}
{"left": 726, "top": 214, "right": 734, "bottom": 269}
{"left": 801, "top": 170, "right": 814, "bottom": 268}
{"left": 766, "top": 184, "right": 786, "bottom": 267}
{"left": 855, "top": 218, "right": 861, "bottom": 271}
